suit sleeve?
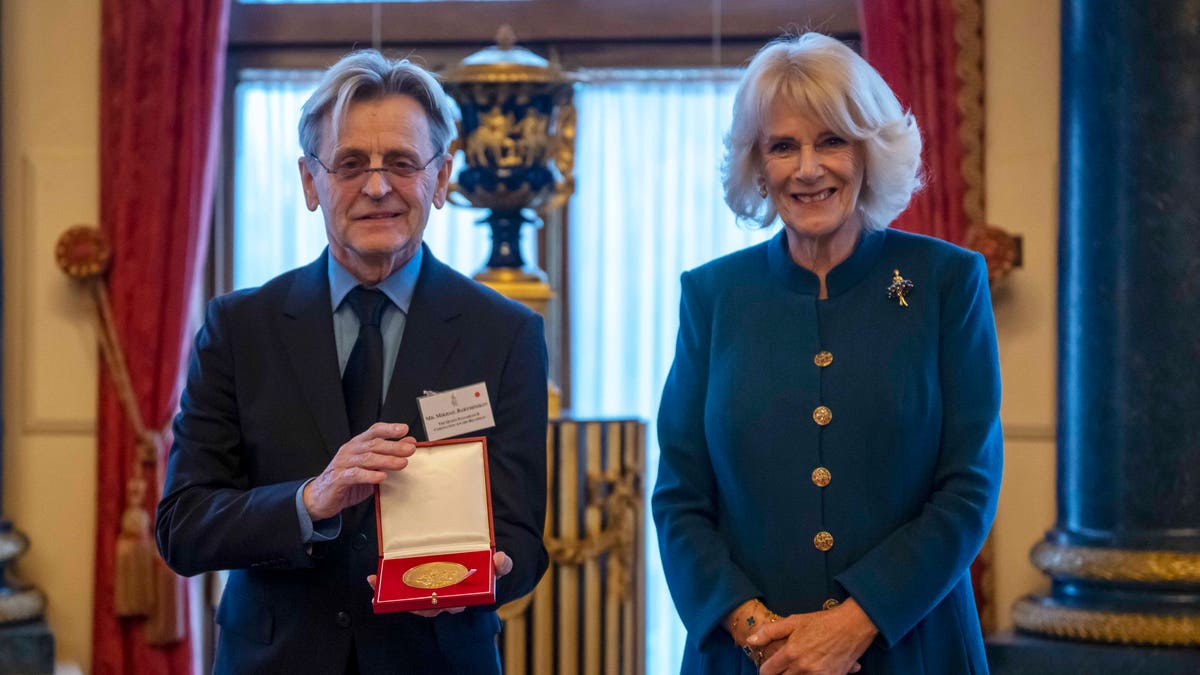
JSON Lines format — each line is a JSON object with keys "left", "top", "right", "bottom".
{"left": 651, "top": 271, "right": 761, "bottom": 649}
{"left": 488, "top": 310, "right": 550, "bottom": 605}
{"left": 835, "top": 252, "right": 1004, "bottom": 647}
{"left": 156, "top": 296, "right": 316, "bottom": 576}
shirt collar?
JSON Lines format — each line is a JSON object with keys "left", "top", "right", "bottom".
{"left": 327, "top": 244, "right": 423, "bottom": 313}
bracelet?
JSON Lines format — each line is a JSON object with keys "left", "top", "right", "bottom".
{"left": 726, "top": 599, "right": 779, "bottom": 632}
{"left": 727, "top": 599, "right": 780, "bottom": 666}
{"left": 742, "top": 643, "right": 766, "bottom": 668}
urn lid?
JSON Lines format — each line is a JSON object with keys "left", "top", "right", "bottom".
{"left": 443, "top": 25, "right": 574, "bottom": 84}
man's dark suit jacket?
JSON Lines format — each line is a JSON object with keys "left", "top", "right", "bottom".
{"left": 156, "top": 246, "right": 549, "bottom": 674}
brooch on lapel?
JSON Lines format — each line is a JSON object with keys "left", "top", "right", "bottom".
{"left": 887, "top": 269, "right": 914, "bottom": 307}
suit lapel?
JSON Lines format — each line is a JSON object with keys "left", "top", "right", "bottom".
{"left": 382, "top": 246, "right": 463, "bottom": 439}
{"left": 281, "top": 250, "right": 350, "bottom": 457}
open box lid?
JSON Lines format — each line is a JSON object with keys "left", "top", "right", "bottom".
{"left": 376, "top": 437, "right": 494, "bottom": 559}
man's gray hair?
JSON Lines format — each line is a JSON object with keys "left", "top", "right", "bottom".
{"left": 299, "top": 50, "right": 457, "bottom": 160}
{"left": 723, "top": 33, "right": 923, "bottom": 231}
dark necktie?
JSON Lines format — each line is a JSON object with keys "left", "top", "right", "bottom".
{"left": 343, "top": 286, "right": 389, "bottom": 435}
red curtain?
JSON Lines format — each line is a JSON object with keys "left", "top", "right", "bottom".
{"left": 859, "top": 0, "right": 969, "bottom": 244}
{"left": 93, "top": 1, "right": 229, "bottom": 673}
{"left": 859, "top": 0, "right": 993, "bottom": 630}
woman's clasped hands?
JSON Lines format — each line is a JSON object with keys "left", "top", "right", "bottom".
{"left": 746, "top": 598, "right": 878, "bottom": 675}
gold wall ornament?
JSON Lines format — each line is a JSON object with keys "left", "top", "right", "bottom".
{"left": 55, "top": 223, "right": 112, "bottom": 279}
{"left": 1013, "top": 597, "right": 1200, "bottom": 647}
{"left": 1030, "top": 540, "right": 1200, "bottom": 583}
{"left": 964, "top": 223, "right": 1022, "bottom": 288}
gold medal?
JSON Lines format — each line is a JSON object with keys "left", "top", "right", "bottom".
{"left": 402, "top": 562, "right": 471, "bottom": 589}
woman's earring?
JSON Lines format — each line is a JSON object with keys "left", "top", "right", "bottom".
{"left": 757, "top": 177, "right": 768, "bottom": 199}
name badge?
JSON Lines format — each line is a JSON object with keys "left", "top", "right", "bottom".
{"left": 417, "top": 382, "right": 496, "bottom": 441}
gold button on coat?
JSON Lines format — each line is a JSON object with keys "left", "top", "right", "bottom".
{"left": 822, "top": 598, "right": 841, "bottom": 610}
{"left": 812, "top": 406, "right": 832, "bottom": 426}
{"left": 813, "top": 531, "right": 834, "bottom": 551}
{"left": 811, "top": 467, "right": 831, "bottom": 487}
{"left": 814, "top": 351, "right": 833, "bottom": 367}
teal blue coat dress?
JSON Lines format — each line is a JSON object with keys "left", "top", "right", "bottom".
{"left": 652, "top": 228, "right": 1002, "bottom": 674}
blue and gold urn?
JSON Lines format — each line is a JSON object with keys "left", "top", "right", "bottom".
{"left": 442, "top": 26, "right": 577, "bottom": 306}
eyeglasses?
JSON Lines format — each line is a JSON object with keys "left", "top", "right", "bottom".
{"left": 308, "top": 153, "right": 441, "bottom": 183}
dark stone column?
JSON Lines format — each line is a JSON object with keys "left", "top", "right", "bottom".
{"left": 1008, "top": 0, "right": 1200, "bottom": 654}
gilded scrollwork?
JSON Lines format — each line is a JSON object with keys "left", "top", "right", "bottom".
{"left": 544, "top": 102, "right": 577, "bottom": 212}
{"left": 544, "top": 467, "right": 641, "bottom": 601}
{"left": 552, "top": 103, "right": 576, "bottom": 179}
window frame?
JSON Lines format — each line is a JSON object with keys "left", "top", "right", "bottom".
{"left": 228, "top": 0, "right": 857, "bottom": 49}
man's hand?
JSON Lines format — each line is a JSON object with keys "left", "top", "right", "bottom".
{"left": 366, "top": 551, "right": 516, "bottom": 618}
{"left": 491, "top": 550, "right": 514, "bottom": 578}
{"left": 746, "top": 598, "right": 876, "bottom": 675}
{"left": 303, "top": 423, "right": 417, "bottom": 521}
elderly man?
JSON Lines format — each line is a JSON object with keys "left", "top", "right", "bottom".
{"left": 157, "top": 51, "right": 549, "bottom": 674}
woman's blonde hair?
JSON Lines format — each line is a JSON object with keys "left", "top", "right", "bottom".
{"left": 723, "top": 33, "right": 923, "bottom": 231}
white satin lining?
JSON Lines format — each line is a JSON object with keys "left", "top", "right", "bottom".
{"left": 378, "top": 439, "right": 490, "bottom": 559}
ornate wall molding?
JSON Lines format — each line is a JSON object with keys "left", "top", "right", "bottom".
{"left": 952, "top": 0, "right": 986, "bottom": 226}
{"left": 954, "top": 0, "right": 1023, "bottom": 288}
{"left": 18, "top": 151, "right": 100, "bottom": 434}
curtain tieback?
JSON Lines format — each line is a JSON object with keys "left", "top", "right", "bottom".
{"left": 55, "top": 225, "right": 184, "bottom": 643}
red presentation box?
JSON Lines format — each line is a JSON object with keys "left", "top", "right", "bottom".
{"left": 372, "top": 437, "right": 495, "bottom": 613}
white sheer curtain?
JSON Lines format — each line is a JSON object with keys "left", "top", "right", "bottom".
{"left": 233, "top": 69, "right": 499, "bottom": 289}
{"left": 569, "top": 70, "right": 775, "bottom": 674}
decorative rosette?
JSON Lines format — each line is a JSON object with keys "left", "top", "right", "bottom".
{"left": 55, "top": 225, "right": 112, "bottom": 279}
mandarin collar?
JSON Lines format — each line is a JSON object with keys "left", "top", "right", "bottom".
{"left": 767, "top": 227, "right": 887, "bottom": 297}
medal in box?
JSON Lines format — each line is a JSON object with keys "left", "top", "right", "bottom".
{"left": 372, "top": 437, "right": 495, "bottom": 613}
